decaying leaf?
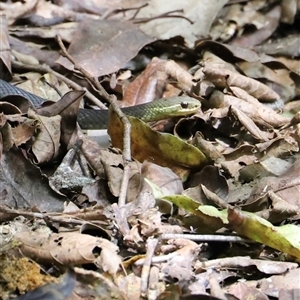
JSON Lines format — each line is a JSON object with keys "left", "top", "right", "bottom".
{"left": 15, "top": 230, "right": 122, "bottom": 275}
{"left": 108, "top": 111, "right": 208, "bottom": 172}
{"left": 28, "top": 110, "right": 61, "bottom": 163}
{"left": 202, "top": 63, "right": 281, "bottom": 102}
{"left": 56, "top": 19, "right": 155, "bottom": 77}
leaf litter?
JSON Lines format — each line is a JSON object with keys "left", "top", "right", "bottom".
{"left": 0, "top": 1, "right": 299, "bottom": 299}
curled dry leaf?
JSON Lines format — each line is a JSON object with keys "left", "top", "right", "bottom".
{"left": 76, "top": 130, "right": 141, "bottom": 200}
{"left": 74, "top": 268, "right": 129, "bottom": 300}
{"left": 220, "top": 144, "right": 257, "bottom": 179}
{"left": 229, "top": 106, "right": 271, "bottom": 142}
{"left": 244, "top": 158, "right": 300, "bottom": 209}
{"left": 141, "top": 161, "right": 184, "bottom": 214}
{"left": 255, "top": 134, "right": 299, "bottom": 158}
{"left": 255, "top": 34, "right": 300, "bottom": 57}
{"left": 122, "top": 57, "right": 196, "bottom": 107}
{"left": 122, "top": 58, "right": 167, "bottom": 107}
{"left": 230, "top": 86, "right": 287, "bottom": 120}
{"left": 164, "top": 59, "right": 195, "bottom": 92}
{"left": 0, "top": 114, "right": 37, "bottom": 152}
{"left": 8, "top": 117, "right": 38, "bottom": 147}
{"left": 202, "top": 63, "right": 281, "bottom": 102}
{"left": 207, "top": 90, "right": 289, "bottom": 128}
{"left": 238, "top": 156, "right": 292, "bottom": 182}
{"left": 184, "top": 165, "right": 229, "bottom": 205}
{"left": 237, "top": 61, "right": 296, "bottom": 102}
{"left": 230, "top": 5, "right": 281, "bottom": 48}
{"left": 195, "top": 256, "right": 298, "bottom": 275}
{"left": 160, "top": 239, "right": 199, "bottom": 282}
{"left": 27, "top": 109, "right": 61, "bottom": 163}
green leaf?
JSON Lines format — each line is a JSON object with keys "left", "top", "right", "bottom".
{"left": 108, "top": 113, "right": 208, "bottom": 170}
{"left": 228, "top": 208, "right": 300, "bottom": 259}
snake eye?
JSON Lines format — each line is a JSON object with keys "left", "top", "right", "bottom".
{"left": 180, "top": 101, "right": 188, "bottom": 109}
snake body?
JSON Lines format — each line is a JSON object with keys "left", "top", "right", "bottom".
{"left": 0, "top": 79, "right": 200, "bottom": 129}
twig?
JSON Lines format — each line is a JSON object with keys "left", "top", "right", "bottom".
{"left": 140, "top": 238, "right": 158, "bottom": 297}
{"left": 56, "top": 35, "right": 132, "bottom": 208}
{"left": 160, "top": 233, "right": 256, "bottom": 243}
{"left": 135, "top": 252, "right": 175, "bottom": 266}
{"left": 133, "top": 9, "right": 193, "bottom": 25}
{"left": 102, "top": 3, "right": 148, "bottom": 20}
{"left": 0, "top": 205, "right": 87, "bottom": 226}
{"left": 11, "top": 60, "right": 108, "bottom": 110}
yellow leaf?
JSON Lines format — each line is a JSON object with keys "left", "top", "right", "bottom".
{"left": 108, "top": 111, "right": 208, "bottom": 170}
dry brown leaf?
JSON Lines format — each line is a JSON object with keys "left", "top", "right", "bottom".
{"left": 229, "top": 106, "right": 271, "bottom": 142}
{"left": 160, "top": 239, "right": 199, "bottom": 281}
{"left": 238, "top": 156, "right": 293, "bottom": 183}
{"left": 0, "top": 149, "right": 65, "bottom": 212}
{"left": 0, "top": 0, "right": 38, "bottom": 25}
{"left": 10, "top": 118, "right": 37, "bottom": 147}
{"left": 28, "top": 110, "right": 61, "bottom": 163}
{"left": 16, "top": 231, "right": 122, "bottom": 275}
{"left": 0, "top": 112, "right": 38, "bottom": 151}
{"left": 0, "top": 16, "right": 11, "bottom": 79}
{"left": 191, "top": 132, "right": 224, "bottom": 163}
{"left": 122, "top": 58, "right": 167, "bottom": 106}
{"left": 10, "top": 36, "right": 60, "bottom": 67}
{"left": 137, "top": 209, "right": 162, "bottom": 237}
{"left": 202, "top": 63, "right": 281, "bottom": 102}
{"left": 122, "top": 57, "right": 195, "bottom": 106}
{"left": 136, "top": 0, "right": 228, "bottom": 47}
{"left": 221, "top": 144, "right": 257, "bottom": 180}
{"left": 230, "top": 86, "right": 288, "bottom": 123}
{"left": 207, "top": 90, "right": 289, "bottom": 128}
{"left": 242, "top": 159, "right": 300, "bottom": 216}
{"left": 75, "top": 267, "right": 129, "bottom": 300}
{"left": 195, "top": 40, "right": 264, "bottom": 64}
{"left": 255, "top": 134, "right": 299, "bottom": 158}
{"left": 56, "top": 19, "right": 155, "bottom": 77}
{"left": 77, "top": 131, "right": 141, "bottom": 200}
{"left": 115, "top": 273, "right": 141, "bottom": 300}
{"left": 15, "top": 75, "right": 70, "bottom": 102}
{"left": 11, "top": 21, "right": 77, "bottom": 45}
{"left": 259, "top": 268, "right": 300, "bottom": 298}
{"left": 237, "top": 61, "right": 296, "bottom": 102}
{"left": 230, "top": 5, "right": 281, "bottom": 48}
{"left": 141, "top": 161, "right": 183, "bottom": 196}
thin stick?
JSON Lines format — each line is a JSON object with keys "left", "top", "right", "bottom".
{"left": 160, "top": 233, "right": 256, "bottom": 243}
{"left": 11, "top": 60, "right": 108, "bottom": 110}
{"left": 140, "top": 238, "right": 158, "bottom": 297}
{"left": 56, "top": 35, "right": 131, "bottom": 208}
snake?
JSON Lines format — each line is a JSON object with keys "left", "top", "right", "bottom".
{"left": 0, "top": 79, "right": 201, "bottom": 129}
